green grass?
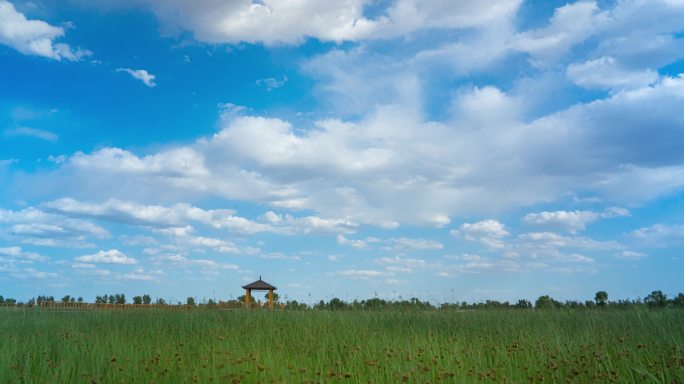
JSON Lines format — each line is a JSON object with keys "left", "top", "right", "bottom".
{"left": 1, "top": 308, "right": 682, "bottom": 383}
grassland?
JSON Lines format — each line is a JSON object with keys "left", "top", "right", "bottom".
{"left": 1, "top": 307, "right": 682, "bottom": 383}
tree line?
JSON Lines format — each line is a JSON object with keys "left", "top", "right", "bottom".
{"left": 1, "top": 290, "right": 683, "bottom": 310}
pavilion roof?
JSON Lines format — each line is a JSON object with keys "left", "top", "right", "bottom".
{"left": 242, "top": 277, "right": 277, "bottom": 290}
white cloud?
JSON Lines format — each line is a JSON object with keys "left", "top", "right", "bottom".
{"left": 452, "top": 220, "right": 510, "bottom": 238}
{"left": 119, "top": 268, "right": 156, "bottom": 281}
{"left": 336, "top": 234, "right": 366, "bottom": 249}
{"left": 438, "top": 257, "right": 546, "bottom": 276}
{"left": 387, "top": 237, "right": 443, "bottom": 251}
{"left": 0, "top": 0, "right": 89, "bottom": 60}
{"left": 567, "top": 56, "right": 658, "bottom": 91}
{"left": 256, "top": 76, "right": 287, "bottom": 91}
{"left": 116, "top": 68, "right": 156, "bottom": 87}
{"left": 517, "top": 232, "right": 622, "bottom": 250}
{"left": 75, "top": 249, "right": 137, "bottom": 264}
{"left": 0, "top": 246, "right": 46, "bottom": 261}
{"left": 333, "top": 269, "right": 387, "bottom": 279}
{"left": 113, "top": 0, "right": 520, "bottom": 45}
{"left": 10, "top": 267, "right": 57, "bottom": 279}
{"left": 616, "top": 250, "right": 648, "bottom": 260}
{"left": 151, "top": 254, "right": 239, "bottom": 270}
{"left": 375, "top": 256, "right": 427, "bottom": 273}
{"left": 513, "top": 1, "right": 606, "bottom": 63}
{"left": 601, "top": 207, "right": 631, "bottom": 218}
{"left": 522, "top": 210, "right": 599, "bottom": 233}
{"left": 0, "top": 206, "right": 109, "bottom": 247}
{"left": 630, "top": 223, "right": 684, "bottom": 245}
{"left": 4, "top": 126, "right": 58, "bottom": 142}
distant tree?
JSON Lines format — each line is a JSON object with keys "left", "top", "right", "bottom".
{"left": 0, "top": 295, "right": 4, "bottom": 304}
{"left": 186, "top": 297, "right": 196, "bottom": 306}
{"left": 237, "top": 295, "right": 247, "bottom": 303}
{"left": 673, "top": 293, "right": 684, "bottom": 307}
{"left": 37, "top": 295, "right": 54, "bottom": 305}
{"left": 142, "top": 294, "right": 152, "bottom": 305}
{"left": 535, "top": 295, "right": 562, "bottom": 309}
{"left": 645, "top": 290, "right": 667, "bottom": 308}
{"left": 114, "top": 294, "right": 126, "bottom": 304}
{"left": 515, "top": 299, "right": 532, "bottom": 309}
{"left": 329, "top": 297, "right": 346, "bottom": 310}
{"left": 133, "top": 296, "right": 143, "bottom": 305}
{"left": 284, "top": 300, "right": 308, "bottom": 310}
{"left": 108, "top": 295, "right": 115, "bottom": 304}
{"left": 595, "top": 291, "right": 608, "bottom": 307}
{"left": 206, "top": 299, "right": 217, "bottom": 307}
{"left": 77, "top": 297, "right": 83, "bottom": 303}
{"left": 264, "top": 292, "right": 280, "bottom": 302}
{"left": 155, "top": 297, "right": 166, "bottom": 305}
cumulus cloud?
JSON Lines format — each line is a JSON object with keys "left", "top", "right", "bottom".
{"left": 336, "top": 234, "right": 366, "bottom": 249}
{"left": 75, "top": 249, "right": 137, "bottom": 264}
{"left": 105, "top": 0, "right": 520, "bottom": 45}
{"left": 116, "top": 68, "right": 156, "bottom": 87}
{"left": 0, "top": 246, "right": 46, "bottom": 261}
{"left": 512, "top": 1, "right": 606, "bottom": 63}
{"left": 0, "top": 206, "right": 109, "bottom": 247}
{"left": 16, "top": 73, "right": 684, "bottom": 228}
{"left": 523, "top": 210, "right": 599, "bottom": 233}
{"left": 0, "top": 0, "right": 89, "bottom": 60}
{"left": 567, "top": 56, "right": 658, "bottom": 90}
{"left": 460, "top": 220, "right": 510, "bottom": 238}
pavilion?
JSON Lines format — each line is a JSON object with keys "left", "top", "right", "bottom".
{"left": 242, "top": 276, "right": 277, "bottom": 308}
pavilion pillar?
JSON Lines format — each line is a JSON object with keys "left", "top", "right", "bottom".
{"left": 268, "top": 289, "right": 273, "bottom": 309}
{"left": 246, "top": 289, "right": 252, "bottom": 308}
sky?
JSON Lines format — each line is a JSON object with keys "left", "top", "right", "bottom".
{"left": 1, "top": 0, "right": 683, "bottom": 305}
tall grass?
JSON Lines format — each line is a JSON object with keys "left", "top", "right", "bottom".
{"left": 1, "top": 307, "right": 682, "bottom": 383}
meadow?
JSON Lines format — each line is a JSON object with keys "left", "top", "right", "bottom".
{"left": 0, "top": 307, "right": 682, "bottom": 383}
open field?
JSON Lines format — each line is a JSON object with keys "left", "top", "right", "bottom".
{"left": 1, "top": 308, "right": 683, "bottom": 383}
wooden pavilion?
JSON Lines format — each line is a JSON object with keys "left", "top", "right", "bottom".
{"left": 242, "top": 276, "right": 277, "bottom": 308}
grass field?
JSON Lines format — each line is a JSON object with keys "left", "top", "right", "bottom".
{"left": 1, "top": 308, "right": 682, "bottom": 383}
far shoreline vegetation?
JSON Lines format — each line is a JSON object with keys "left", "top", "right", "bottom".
{"left": 1, "top": 289, "right": 682, "bottom": 310}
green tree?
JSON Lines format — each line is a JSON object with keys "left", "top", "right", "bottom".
{"left": 132, "top": 296, "right": 143, "bottom": 305}
{"left": 595, "top": 291, "right": 608, "bottom": 307}
{"left": 645, "top": 290, "right": 667, "bottom": 308}
{"left": 0, "top": 295, "right": 4, "bottom": 304}
{"left": 264, "top": 292, "right": 280, "bottom": 302}
{"left": 535, "top": 295, "right": 561, "bottom": 309}
{"left": 186, "top": 297, "right": 196, "bottom": 306}
{"left": 142, "top": 294, "right": 151, "bottom": 305}
{"left": 155, "top": 297, "right": 166, "bottom": 305}
{"left": 673, "top": 293, "right": 684, "bottom": 307}
{"left": 114, "top": 293, "right": 126, "bottom": 304}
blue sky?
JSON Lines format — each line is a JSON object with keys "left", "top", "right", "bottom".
{"left": 1, "top": 0, "right": 683, "bottom": 304}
